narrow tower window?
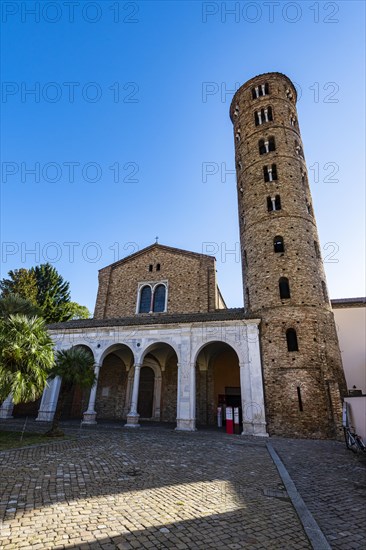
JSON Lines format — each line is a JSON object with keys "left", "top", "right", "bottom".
{"left": 259, "top": 137, "right": 276, "bottom": 155}
{"left": 255, "top": 107, "right": 273, "bottom": 126}
{"left": 148, "top": 264, "right": 153, "bottom": 272}
{"left": 156, "top": 263, "right": 161, "bottom": 271}
{"left": 139, "top": 286, "right": 152, "bottom": 313}
{"left": 251, "top": 83, "right": 269, "bottom": 99}
{"left": 297, "top": 387, "right": 303, "bottom": 411}
{"left": 274, "top": 236, "right": 285, "bottom": 253}
{"left": 263, "top": 164, "right": 277, "bottom": 182}
{"left": 246, "top": 288, "right": 250, "bottom": 309}
{"left": 279, "top": 277, "right": 291, "bottom": 299}
{"left": 295, "top": 140, "right": 304, "bottom": 159}
{"left": 322, "top": 281, "right": 329, "bottom": 303}
{"left": 267, "top": 195, "right": 281, "bottom": 212}
{"left": 314, "top": 241, "right": 320, "bottom": 258}
{"left": 286, "top": 328, "right": 299, "bottom": 351}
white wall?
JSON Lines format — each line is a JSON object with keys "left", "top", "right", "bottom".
{"left": 333, "top": 305, "right": 366, "bottom": 439}
{"left": 333, "top": 306, "right": 366, "bottom": 393}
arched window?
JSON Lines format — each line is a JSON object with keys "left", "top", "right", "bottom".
{"left": 263, "top": 164, "right": 277, "bottom": 182}
{"left": 251, "top": 83, "right": 269, "bottom": 99}
{"left": 139, "top": 286, "right": 152, "bottom": 313}
{"left": 274, "top": 236, "right": 284, "bottom": 253}
{"left": 259, "top": 137, "right": 276, "bottom": 155}
{"left": 255, "top": 107, "right": 273, "bottom": 126}
{"left": 259, "top": 139, "right": 266, "bottom": 155}
{"left": 286, "top": 328, "right": 298, "bottom": 351}
{"left": 267, "top": 195, "right": 281, "bottom": 212}
{"left": 153, "top": 284, "right": 166, "bottom": 312}
{"left": 279, "top": 277, "right": 291, "bottom": 299}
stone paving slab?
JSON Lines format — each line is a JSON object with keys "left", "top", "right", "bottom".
{"left": 0, "top": 426, "right": 311, "bottom": 549}
{"left": 271, "top": 437, "right": 366, "bottom": 550}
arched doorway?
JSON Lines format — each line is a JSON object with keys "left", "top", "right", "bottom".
{"left": 195, "top": 342, "right": 241, "bottom": 427}
{"left": 61, "top": 344, "right": 94, "bottom": 420}
{"left": 96, "top": 344, "right": 134, "bottom": 420}
{"left": 137, "top": 367, "right": 155, "bottom": 418}
{"left": 138, "top": 342, "right": 178, "bottom": 423}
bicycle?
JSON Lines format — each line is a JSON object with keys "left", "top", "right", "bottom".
{"left": 343, "top": 425, "right": 366, "bottom": 453}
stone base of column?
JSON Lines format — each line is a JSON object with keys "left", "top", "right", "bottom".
{"left": 0, "top": 408, "right": 13, "bottom": 419}
{"left": 82, "top": 411, "right": 97, "bottom": 425}
{"left": 36, "top": 411, "right": 55, "bottom": 422}
{"left": 242, "top": 421, "right": 269, "bottom": 437}
{"left": 175, "top": 419, "right": 196, "bottom": 431}
{"left": 124, "top": 412, "right": 140, "bottom": 428}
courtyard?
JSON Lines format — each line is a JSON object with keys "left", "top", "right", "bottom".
{"left": 0, "top": 421, "right": 365, "bottom": 549}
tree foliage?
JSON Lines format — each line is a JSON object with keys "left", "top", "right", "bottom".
{"left": 0, "top": 263, "right": 89, "bottom": 324}
{"left": 68, "top": 302, "right": 91, "bottom": 320}
{"left": 0, "top": 315, "right": 54, "bottom": 404}
{"left": 0, "top": 268, "right": 38, "bottom": 304}
{"left": 0, "top": 294, "right": 41, "bottom": 319}
{"left": 31, "top": 263, "right": 72, "bottom": 323}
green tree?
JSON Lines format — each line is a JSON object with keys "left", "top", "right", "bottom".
{"left": 0, "top": 268, "right": 38, "bottom": 304}
{"left": 68, "top": 302, "right": 91, "bottom": 320}
{"left": 0, "top": 315, "right": 54, "bottom": 404}
{"left": 0, "top": 294, "right": 41, "bottom": 319}
{"left": 31, "top": 263, "right": 72, "bottom": 323}
{"left": 45, "top": 347, "right": 96, "bottom": 437}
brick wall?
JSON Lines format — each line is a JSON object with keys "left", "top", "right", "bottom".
{"left": 230, "top": 73, "right": 347, "bottom": 438}
{"left": 94, "top": 245, "right": 220, "bottom": 319}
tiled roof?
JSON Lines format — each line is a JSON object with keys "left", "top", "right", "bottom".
{"left": 331, "top": 297, "right": 366, "bottom": 309}
{"left": 47, "top": 308, "right": 254, "bottom": 330}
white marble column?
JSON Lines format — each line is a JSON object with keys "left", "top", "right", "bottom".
{"left": 176, "top": 363, "right": 196, "bottom": 431}
{"left": 125, "top": 363, "right": 142, "bottom": 427}
{"left": 82, "top": 363, "right": 101, "bottom": 424}
{"left": 240, "top": 324, "right": 268, "bottom": 437}
{"left": 36, "top": 377, "right": 62, "bottom": 422}
{"left": 0, "top": 395, "right": 14, "bottom": 419}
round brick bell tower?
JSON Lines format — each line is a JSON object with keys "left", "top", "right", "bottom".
{"left": 230, "top": 72, "right": 347, "bottom": 438}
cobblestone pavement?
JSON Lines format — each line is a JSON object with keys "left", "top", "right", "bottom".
{"left": 0, "top": 422, "right": 364, "bottom": 550}
{"left": 271, "top": 437, "right": 366, "bottom": 550}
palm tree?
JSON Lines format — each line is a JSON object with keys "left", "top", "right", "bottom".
{"left": 45, "top": 347, "right": 96, "bottom": 437}
{"left": 0, "top": 315, "right": 54, "bottom": 404}
{"left": 0, "top": 294, "right": 41, "bottom": 319}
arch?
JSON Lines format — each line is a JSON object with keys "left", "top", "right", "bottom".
{"left": 96, "top": 343, "right": 134, "bottom": 420}
{"left": 195, "top": 341, "right": 241, "bottom": 427}
{"left": 274, "top": 236, "right": 284, "bottom": 253}
{"left": 99, "top": 342, "right": 135, "bottom": 366}
{"left": 139, "top": 285, "right": 152, "bottom": 313}
{"left": 286, "top": 328, "right": 299, "bottom": 352}
{"left": 140, "top": 340, "right": 179, "bottom": 364}
{"left": 279, "top": 277, "right": 291, "bottom": 299}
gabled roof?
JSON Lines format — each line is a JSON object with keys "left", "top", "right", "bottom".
{"left": 99, "top": 243, "right": 216, "bottom": 272}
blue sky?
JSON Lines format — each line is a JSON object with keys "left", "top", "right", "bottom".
{"left": 1, "top": 0, "right": 365, "bottom": 312}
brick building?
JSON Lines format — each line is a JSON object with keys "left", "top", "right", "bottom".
{"left": 1, "top": 73, "right": 348, "bottom": 438}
